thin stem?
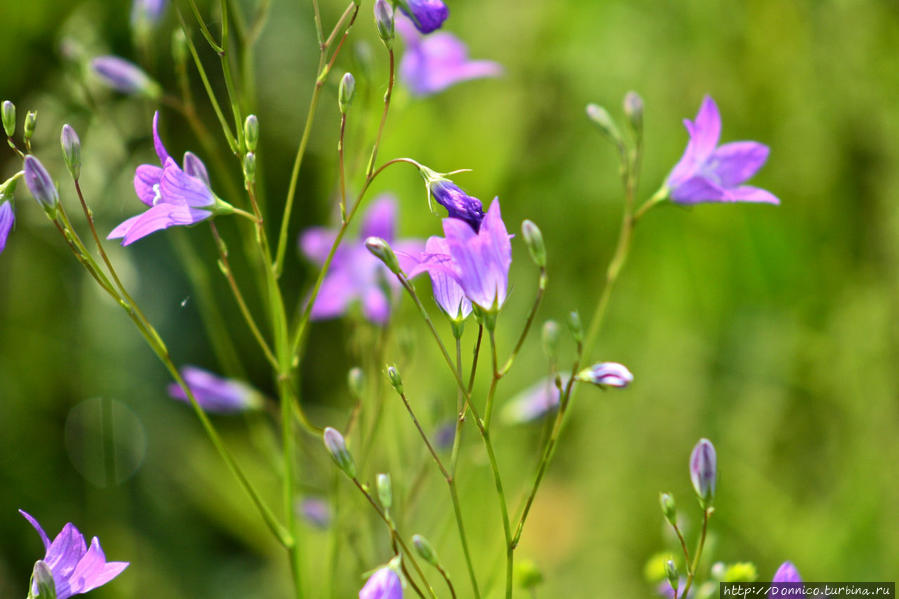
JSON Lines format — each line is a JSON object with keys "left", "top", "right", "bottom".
{"left": 681, "top": 508, "right": 712, "bottom": 598}
{"left": 467, "top": 325, "right": 483, "bottom": 395}
{"left": 500, "top": 267, "right": 547, "bottom": 376}
{"left": 672, "top": 522, "right": 692, "bottom": 570}
{"left": 365, "top": 48, "right": 395, "bottom": 180}
{"left": 338, "top": 113, "right": 348, "bottom": 222}
{"left": 483, "top": 328, "right": 501, "bottom": 429}
{"left": 435, "top": 565, "right": 457, "bottom": 599}
{"left": 185, "top": 0, "right": 223, "bottom": 52}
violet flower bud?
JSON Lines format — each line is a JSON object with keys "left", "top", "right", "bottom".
{"left": 244, "top": 115, "right": 259, "bottom": 152}
{"left": 567, "top": 310, "right": 583, "bottom": 344}
{"left": 60, "top": 124, "right": 81, "bottom": 180}
{"left": 243, "top": 152, "right": 256, "bottom": 184}
{"left": 24, "top": 111, "right": 37, "bottom": 145}
{"left": 397, "top": 0, "right": 449, "bottom": 34}
{"left": 32, "top": 560, "right": 57, "bottom": 599}
{"left": 91, "top": 56, "right": 160, "bottom": 97}
{"left": 2, "top": 100, "right": 15, "bottom": 137}
{"left": 377, "top": 473, "right": 392, "bottom": 510}
{"left": 323, "top": 427, "right": 356, "bottom": 478}
{"left": 623, "top": 91, "right": 644, "bottom": 137}
{"left": 521, "top": 219, "right": 546, "bottom": 268}
{"left": 541, "top": 320, "right": 561, "bottom": 361}
{"left": 386, "top": 365, "right": 403, "bottom": 394}
{"left": 365, "top": 236, "right": 402, "bottom": 275}
{"left": 412, "top": 534, "right": 439, "bottom": 567}
{"left": 574, "top": 362, "right": 634, "bottom": 388}
{"left": 338, "top": 73, "right": 355, "bottom": 113}
{"left": 428, "top": 178, "right": 484, "bottom": 231}
{"left": 374, "top": 0, "right": 395, "bottom": 45}
{"left": 586, "top": 103, "right": 622, "bottom": 146}
{"left": 23, "top": 155, "right": 59, "bottom": 213}
{"left": 348, "top": 367, "right": 364, "bottom": 399}
{"left": 659, "top": 492, "right": 677, "bottom": 526}
{"left": 359, "top": 566, "right": 403, "bottom": 599}
{"left": 689, "top": 438, "right": 717, "bottom": 506}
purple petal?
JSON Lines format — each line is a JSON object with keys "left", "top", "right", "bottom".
{"left": 151, "top": 111, "right": 170, "bottom": 165}
{"left": 19, "top": 510, "right": 52, "bottom": 552}
{"left": 159, "top": 159, "right": 215, "bottom": 207}
{"left": 309, "top": 270, "right": 357, "bottom": 320}
{"left": 300, "top": 227, "right": 340, "bottom": 265}
{"left": 770, "top": 562, "right": 803, "bottom": 599}
{"left": 91, "top": 56, "right": 151, "bottom": 95}
{"left": 182, "top": 151, "right": 210, "bottom": 187}
{"left": 401, "top": 32, "right": 502, "bottom": 96}
{"left": 361, "top": 194, "right": 397, "bottom": 241}
{"left": 117, "top": 203, "right": 212, "bottom": 246}
{"left": 362, "top": 287, "right": 391, "bottom": 325}
{"left": 0, "top": 201, "right": 14, "bottom": 254}
{"left": 422, "top": 236, "right": 471, "bottom": 319}
{"left": 133, "top": 164, "right": 163, "bottom": 207}
{"left": 669, "top": 175, "right": 728, "bottom": 205}
{"left": 444, "top": 198, "right": 511, "bottom": 309}
{"left": 359, "top": 567, "right": 403, "bottom": 599}
{"left": 167, "top": 366, "right": 259, "bottom": 413}
{"left": 45, "top": 523, "right": 88, "bottom": 580}
{"left": 690, "top": 95, "right": 721, "bottom": 162}
{"left": 67, "top": 537, "right": 129, "bottom": 596}
{"left": 772, "top": 562, "right": 802, "bottom": 583}
{"left": 501, "top": 376, "right": 562, "bottom": 424}
{"left": 400, "top": 0, "right": 449, "bottom": 34}
{"left": 708, "top": 142, "right": 769, "bottom": 187}
{"left": 727, "top": 185, "right": 780, "bottom": 205}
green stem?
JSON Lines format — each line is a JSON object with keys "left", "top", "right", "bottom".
{"left": 681, "top": 508, "right": 712, "bottom": 598}
{"left": 500, "top": 267, "right": 547, "bottom": 376}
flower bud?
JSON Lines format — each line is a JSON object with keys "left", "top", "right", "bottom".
{"left": 24, "top": 111, "right": 37, "bottom": 145}
{"left": 541, "top": 320, "right": 560, "bottom": 361}
{"left": 348, "top": 367, "right": 364, "bottom": 399}
{"left": 2, "top": 100, "right": 15, "bottom": 137}
{"left": 665, "top": 560, "right": 679, "bottom": 590}
{"left": 32, "top": 560, "right": 57, "bottom": 599}
{"left": 397, "top": 0, "right": 449, "bottom": 34}
{"left": 574, "top": 362, "right": 633, "bottom": 388}
{"left": 23, "top": 155, "right": 59, "bottom": 213}
{"left": 689, "top": 438, "right": 717, "bottom": 506}
{"left": 365, "top": 236, "right": 401, "bottom": 275}
{"left": 338, "top": 73, "right": 355, "bottom": 113}
{"left": 386, "top": 365, "right": 403, "bottom": 394}
{"left": 377, "top": 473, "right": 392, "bottom": 510}
{"left": 412, "top": 534, "right": 439, "bottom": 567}
{"left": 323, "top": 427, "right": 356, "bottom": 478}
{"left": 659, "top": 492, "right": 676, "bottom": 526}
{"left": 243, "top": 152, "right": 256, "bottom": 184}
{"left": 586, "top": 103, "right": 622, "bottom": 146}
{"left": 91, "top": 56, "right": 161, "bottom": 98}
{"left": 374, "top": 0, "right": 395, "bottom": 45}
{"left": 566, "top": 310, "right": 583, "bottom": 344}
{"left": 623, "top": 91, "right": 644, "bottom": 136}
{"left": 60, "top": 124, "right": 81, "bottom": 180}
{"left": 244, "top": 115, "right": 259, "bottom": 152}
{"left": 521, "top": 219, "right": 546, "bottom": 268}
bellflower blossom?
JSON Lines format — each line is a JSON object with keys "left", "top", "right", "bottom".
{"left": 108, "top": 112, "right": 219, "bottom": 246}
{"left": 428, "top": 179, "right": 485, "bottom": 231}
{"left": 397, "top": 15, "right": 502, "bottom": 96}
{"left": 769, "top": 562, "right": 802, "bottom": 599}
{"left": 420, "top": 236, "right": 472, "bottom": 321}
{"left": 19, "top": 510, "right": 128, "bottom": 599}
{"left": 0, "top": 200, "right": 13, "bottom": 255}
{"left": 300, "top": 195, "right": 422, "bottom": 325}
{"left": 167, "top": 366, "right": 262, "bottom": 413}
{"left": 359, "top": 567, "right": 403, "bottom": 599}
{"left": 398, "top": 0, "right": 448, "bottom": 34}
{"left": 667, "top": 96, "right": 778, "bottom": 205}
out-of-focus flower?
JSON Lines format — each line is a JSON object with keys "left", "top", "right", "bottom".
{"left": 769, "top": 562, "right": 802, "bottom": 599}
{"left": 108, "top": 112, "right": 223, "bottom": 246}
{"left": 299, "top": 498, "right": 332, "bottom": 530}
{"left": 299, "top": 194, "right": 422, "bottom": 325}
{"left": 689, "top": 438, "right": 717, "bottom": 504}
{"left": 666, "top": 96, "right": 778, "bottom": 205}
{"left": 359, "top": 567, "right": 403, "bottom": 599}
{"left": 500, "top": 376, "right": 562, "bottom": 424}
{"left": 396, "top": 15, "right": 502, "bottom": 96}
{"left": 167, "top": 366, "right": 262, "bottom": 413}
{"left": 19, "top": 510, "right": 128, "bottom": 599}
{"left": 132, "top": 0, "right": 168, "bottom": 25}
{"left": 0, "top": 200, "right": 14, "bottom": 255}
{"left": 91, "top": 56, "right": 160, "bottom": 97}
{"left": 397, "top": 0, "right": 448, "bottom": 34}
{"left": 432, "top": 421, "right": 455, "bottom": 450}
{"left": 574, "top": 362, "right": 634, "bottom": 388}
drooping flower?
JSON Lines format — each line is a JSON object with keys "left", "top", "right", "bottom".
{"left": 397, "top": 15, "right": 502, "bottom": 96}
{"left": 574, "top": 362, "right": 634, "bottom": 388}
{"left": 428, "top": 179, "right": 485, "bottom": 231}
{"left": 0, "top": 200, "right": 14, "bottom": 255}
{"left": 689, "top": 438, "right": 717, "bottom": 504}
{"left": 91, "top": 56, "right": 160, "bottom": 97}
{"left": 397, "top": 0, "right": 448, "bottom": 34}
{"left": 108, "top": 112, "right": 221, "bottom": 246}
{"left": 167, "top": 366, "right": 262, "bottom": 413}
{"left": 299, "top": 195, "right": 422, "bottom": 325}
{"left": 667, "top": 96, "right": 779, "bottom": 205}
{"left": 769, "top": 562, "right": 802, "bottom": 599}
{"left": 19, "top": 510, "right": 128, "bottom": 599}
{"left": 500, "top": 376, "right": 563, "bottom": 424}
{"left": 359, "top": 567, "right": 403, "bottom": 599}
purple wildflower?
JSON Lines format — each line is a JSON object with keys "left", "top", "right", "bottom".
{"left": 167, "top": 366, "right": 261, "bottom": 413}
{"left": 500, "top": 376, "right": 562, "bottom": 424}
{"left": 132, "top": 0, "right": 168, "bottom": 24}
{"left": 428, "top": 179, "right": 485, "bottom": 231}
{"left": 398, "top": 0, "right": 448, "bottom": 34}
{"left": 24, "top": 155, "right": 59, "bottom": 211}
{"left": 359, "top": 567, "right": 403, "bottom": 599}
{"left": 769, "top": 562, "right": 803, "bottom": 599}
{"left": 91, "top": 56, "right": 159, "bottom": 97}
{"left": 689, "top": 438, "right": 717, "bottom": 504}
{"left": 0, "top": 200, "right": 14, "bottom": 254}
{"left": 108, "top": 112, "right": 217, "bottom": 246}
{"left": 574, "top": 362, "right": 634, "bottom": 388}
{"left": 397, "top": 15, "right": 502, "bottom": 96}
{"left": 299, "top": 195, "right": 422, "bottom": 325}
{"left": 19, "top": 510, "right": 128, "bottom": 599}
{"left": 667, "top": 96, "right": 778, "bottom": 205}
{"left": 299, "top": 498, "right": 332, "bottom": 530}
{"left": 420, "top": 236, "right": 472, "bottom": 321}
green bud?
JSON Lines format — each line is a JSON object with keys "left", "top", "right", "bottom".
{"left": 32, "top": 560, "right": 57, "bottom": 599}
{"left": 567, "top": 310, "right": 583, "bottom": 344}
{"left": 60, "top": 124, "right": 81, "bottom": 180}
{"left": 644, "top": 552, "right": 677, "bottom": 583}
{"left": 172, "top": 30, "right": 188, "bottom": 65}
{"left": 243, "top": 152, "right": 256, "bottom": 184}
{"left": 2, "top": 100, "right": 15, "bottom": 137}
{"left": 665, "top": 560, "right": 679, "bottom": 590}
{"left": 364, "top": 236, "right": 401, "bottom": 275}
{"left": 338, "top": 73, "right": 355, "bottom": 113}
{"left": 412, "top": 534, "right": 439, "bottom": 567}
{"left": 377, "top": 473, "right": 392, "bottom": 510}
{"left": 24, "top": 110, "right": 37, "bottom": 144}
{"left": 348, "top": 367, "right": 364, "bottom": 399}
{"left": 659, "top": 492, "right": 677, "bottom": 526}
{"left": 585, "top": 103, "right": 622, "bottom": 146}
{"left": 514, "top": 559, "right": 544, "bottom": 589}
{"left": 244, "top": 115, "right": 259, "bottom": 152}
{"left": 386, "top": 365, "right": 403, "bottom": 394}
{"left": 521, "top": 219, "right": 546, "bottom": 268}
{"left": 374, "top": 0, "right": 394, "bottom": 45}
{"left": 323, "top": 427, "right": 356, "bottom": 478}
{"left": 623, "top": 91, "right": 644, "bottom": 137}
{"left": 541, "top": 320, "right": 560, "bottom": 361}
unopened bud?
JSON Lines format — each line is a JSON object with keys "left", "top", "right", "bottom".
{"left": 541, "top": 320, "right": 560, "bottom": 361}
{"left": 2, "top": 101, "right": 14, "bottom": 137}
{"left": 23, "top": 155, "right": 59, "bottom": 213}
{"left": 386, "top": 365, "right": 403, "bottom": 394}
{"left": 567, "top": 310, "right": 583, "bottom": 344}
{"left": 574, "top": 362, "right": 633, "bottom": 389}
{"left": 33, "top": 560, "right": 57, "bottom": 599}
{"left": 338, "top": 73, "right": 355, "bottom": 113}
{"left": 689, "top": 438, "right": 717, "bottom": 507}
{"left": 374, "top": 0, "right": 395, "bottom": 45}
{"left": 348, "top": 367, "right": 364, "bottom": 399}
{"left": 521, "top": 219, "right": 546, "bottom": 268}
{"left": 659, "top": 492, "right": 676, "bottom": 526}
{"left": 412, "top": 534, "right": 439, "bottom": 567}
{"left": 24, "top": 111, "right": 37, "bottom": 144}
{"left": 243, "top": 152, "right": 256, "bottom": 184}
{"left": 323, "top": 427, "right": 356, "bottom": 478}
{"left": 365, "top": 236, "right": 401, "bottom": 275}
{"left": 665, "top": 560, "right": 679, "bottom": 591}
{"left": 377, "top": 473, "right": 392, "bottom": 510}
{"left": 60, "top": 124, "right": 81, "bottom": 180}
{"left": 244, "top": 115, "right": 259, "bottom": 152}
{"left": 586, "top": 103, "right": 622, "bottom": 146}
{"left": 623, "top": 91, "right": 644, "bottom": 136}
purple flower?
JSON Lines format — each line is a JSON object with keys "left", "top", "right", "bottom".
{"left": 574, "top": 362, "right": 634, "bottom": 388}
{"left": 359, "top": 567, "right": 403, "bottom": 599}
{"left": 410, "top": 199, "right": 512, "bottom": 312}
{"left": 689, "top": 438, "right": 717, "bottom": 504}
{"left": 428, "top": 179, "right": 485, "bottom": 231}
{"left": 397, "top": 15, "right": 502, "bottom": 96}
{"left": 667, "top": 96, "right": 779, "bottom": 205}
{"left": 0, "top": 200, "right": 14, "bottom": 255}
{"left": 769, "top": 562, "right": 803, "bottom": 599}
{"left": 108, "top": 112, "right": 217, "bottom": 246}
{"left": 24, "top": 155, "right": 59, "bottom": 211}
{"left": 132, "top": 0, "right": 168, "bottom": 24}
{"left": 91, "top": 56, "right": 159, "bottom": 97}
{"left": 299, "top": 498, "right": 332, "bottom": 530}
{"left": 398, "top": 0, "right": 448, "bottom": 34}
{"left": 657, "top": 578, "right": 691, "bottom": 599}
{"left": 299, "top": 195, "right": 423, "bottom": 325}
{"left": 420, "top": 236, "right": 472, "bottom": 321}
{"left": 501, "top": 376, "right": 562, "bottom": 424}
{"left": 19, "top": 510, "right": 128, "bottom": 599}
{"left": 167, "top": 366, "right": 262, "bottom": 413}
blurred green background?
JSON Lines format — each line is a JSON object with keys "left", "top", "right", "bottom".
{"left": 1, "top": 0, "right": 898, "bottom": 597}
